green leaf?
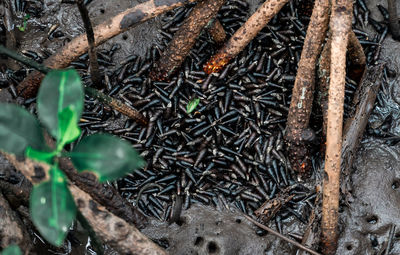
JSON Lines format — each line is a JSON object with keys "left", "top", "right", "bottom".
{"left": 70, "top": 134, "right": 146, "bottom": 182}
{"left": 30, "top": 166, "right": 76, "bottom": 247}
{"left": 17, "top": 14, "right": 30, "bottom": 32}
{"left": 37, "top": 69, "right": 84, "bottom": 144}
{"left": 0, "top": 103, "right": 46, "bottom": 156}
{"left": 26, "top": 147, "right": 55, "bottom": 164}
{"left": 1, "top": 245, "right": 22, "bottom": 255}
{"left": 57, "top": 106, "right": 81, "bottom": 151}
{"left": 186, "top": 98, "right": 200, "bottom": 114}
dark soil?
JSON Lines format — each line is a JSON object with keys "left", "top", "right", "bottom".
{"left": 1, "top": 0, "right": 400, "bottom": 254}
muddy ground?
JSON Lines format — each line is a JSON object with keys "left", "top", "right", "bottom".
{"left": 1, "top": 0, "right": 400, "bottom": 254}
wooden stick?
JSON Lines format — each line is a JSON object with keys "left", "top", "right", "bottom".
{"left": 285, "top": 0, "right": 330, "bottom": 174}
{"left": 203, "top": 0, "right": 289, "bottom": 74}
{"left": 321, "top": 0, "right": 353, "bottom": 254}
{"left": 17, "top": 0, "right": 199, "bottom": 98}
{"left": 244, "top": 215, "right": 322, "bottom": 255}
{"left": 318, "top": 30, "right": 366, "bottom": 137}
{"left": 150, "top": 0, "right": 226, "bottom": 81}
{"left": 341, "top": 64, "right": 384, "bottom": 177}
{"left": 2, "top": 153, "right": 166, "bottom": 255}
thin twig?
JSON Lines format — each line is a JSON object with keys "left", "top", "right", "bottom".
{"left": 384, "top": 224, "right": 396, "bottom": 255}
{"left": 0, "top": 45, "right": 148, "bottom": 125}
{"left": 243, "top": 215, "right": 322, "bottom": 255}
{"left": 76, "top": 0, "right": 102, "bottom": 88}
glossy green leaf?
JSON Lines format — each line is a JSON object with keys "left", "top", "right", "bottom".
{"left": 57, "top": 106, "right": 81, "bottom": 151}
{"left": 37, "top": 69, "right": 83, "bottom": 143}
{"left": 186, "top": 98, "right": 200, "bottom": 114}
{"left": 30, "top": 166, "right": 76, "bottom": 247}
{"left": 1, "top": 245, "right": 22, "bottom": 255}
{"left": 26, "top": 147, "right": 55, "bottom": 164}
{"left": 0, "top": 103, "right": 46, "bottom": 156}
{"left": 70, "top": 134, "right": 146, "bottom": 182}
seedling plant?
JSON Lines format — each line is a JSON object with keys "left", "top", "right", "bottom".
{"left": 0, "top": 69, "right": 145, "bottom": 247}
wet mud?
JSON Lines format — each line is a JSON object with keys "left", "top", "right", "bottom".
{"left": 1, "top": 0, "right": 400, "bottom": 254}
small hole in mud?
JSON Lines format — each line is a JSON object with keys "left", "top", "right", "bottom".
{"left": 346, "top": 244, "right": 353, "bottom": 250}
{"left": 215, "top": 220, "right": 222, "bottom": 225}
{"left": 256, "top": 229, "right": 267, "bottom": 236}
{"left": 122, "top": 34, "right": 128, "bottom": 40}
{"left": 176, "top": 216, "right": 186, "bottom": 226}
{"left": 194, "top": 236, "right": 204, "bottom": 246}
{"left": 154, "top": 238, "right": 169, "bottom": 249}
{"left": 366, "top": 215, "right": 378, "bottom": 224}
{"left": 370, "top": 235, "right": 379, "bottom": 247}
{"left": 392, "top": 179, "right": 400, "bottom": 189}
{"left": 100, "top": 9, "right": 105, "bottom": 14}
{"left": 236, "top": 218, "right": 242, "bottom": 224}
{"left": 207, "top": 241, "right": 219, "bottom": 254}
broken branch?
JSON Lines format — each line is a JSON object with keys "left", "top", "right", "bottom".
{"left": 321, "top": 0, "right": 353, "bottom": 254}
{"left": 285, "top": 0, "right": 330, "bottom": 173}
{"left": 150, "top": 0, "right": 226, "bottom": 81}
{"left": 203, "top": 0, "right": 289, "bottom": 74}
{"left": 341, "top": 64, "right": 384, "bottom": 186}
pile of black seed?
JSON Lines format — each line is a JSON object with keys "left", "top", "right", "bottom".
{"left": 0, "top": 0, "right": 387, "bottom": 234}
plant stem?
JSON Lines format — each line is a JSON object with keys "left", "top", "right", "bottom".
{"left": 0, "top": 45, "right": 148, "bottom": 125}
{"left": 76, "top": 0, "right": 102, "bottom": 88}
{"left": 0, "top": 45, "right": 51, "bottom": 74}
